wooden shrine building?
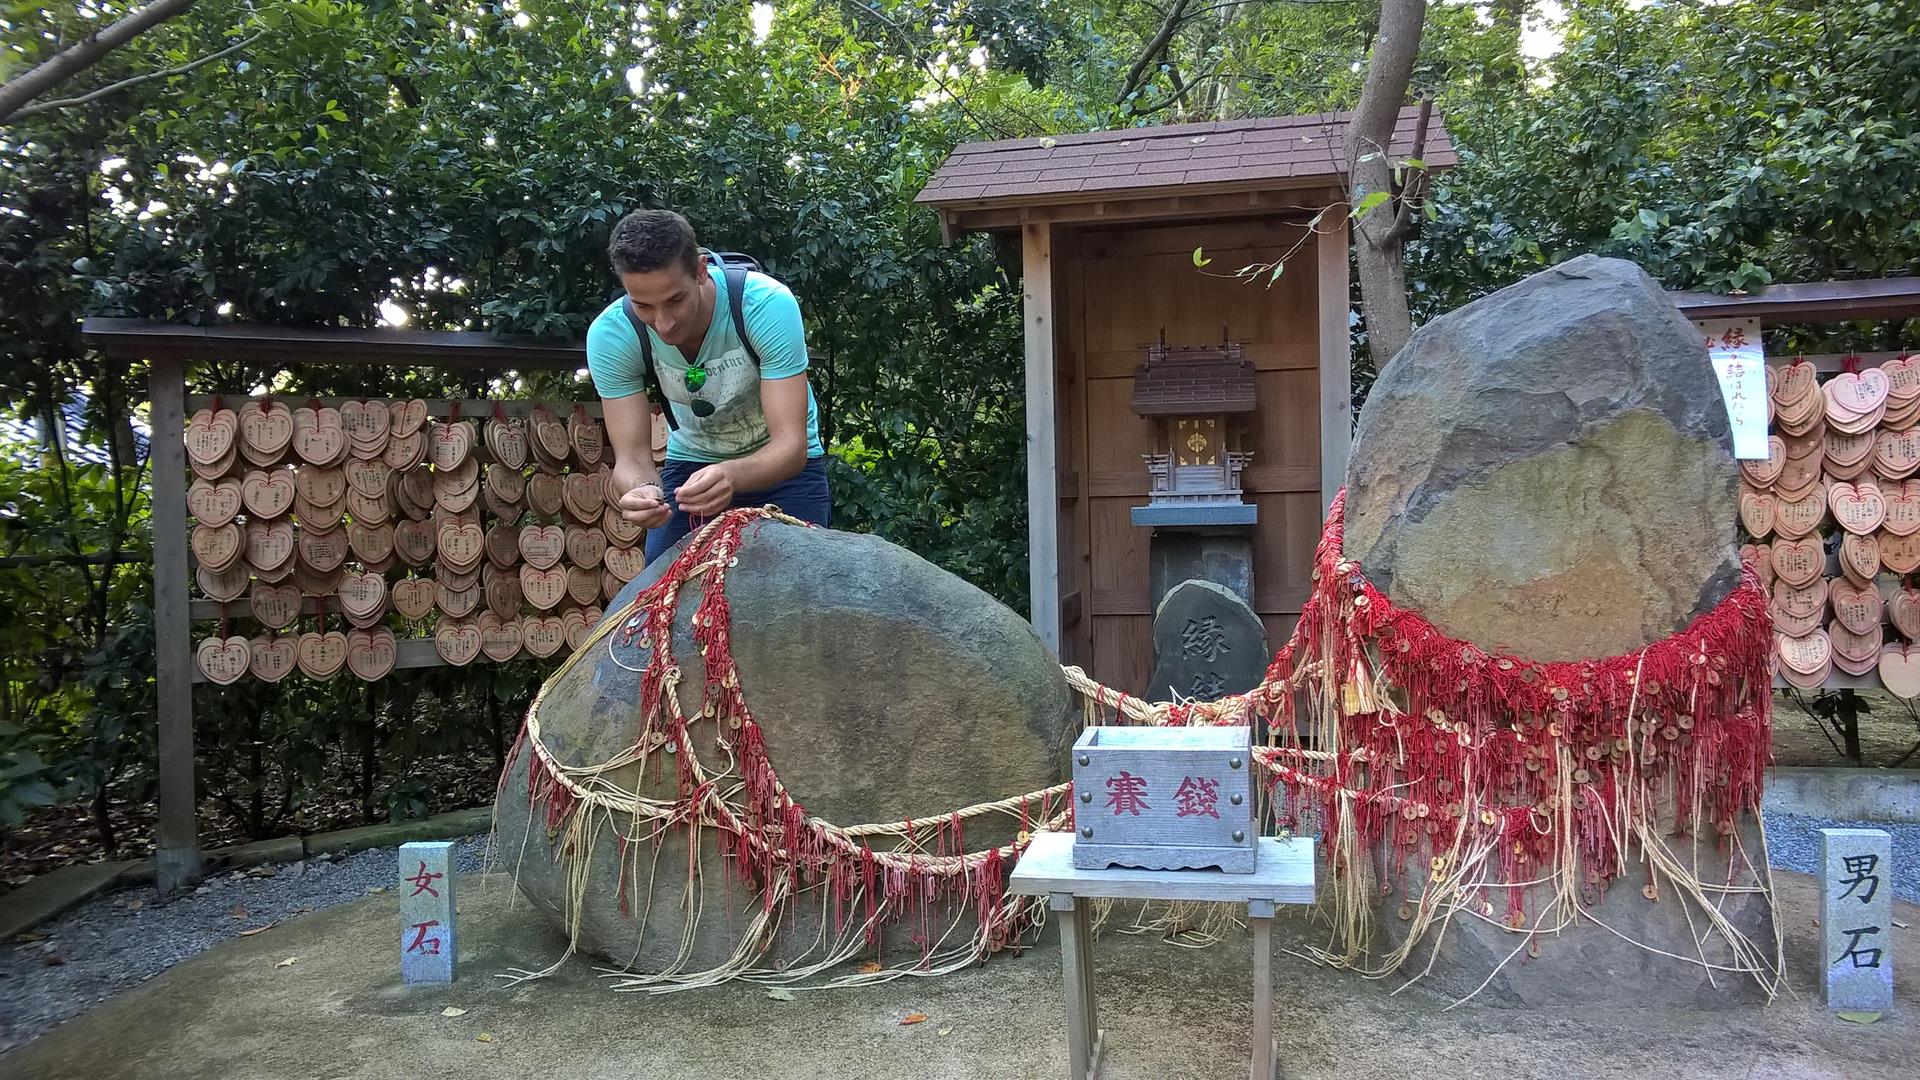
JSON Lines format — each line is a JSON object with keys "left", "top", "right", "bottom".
{"left": 916, "top": 108, "right": 1455, "bottom": 689}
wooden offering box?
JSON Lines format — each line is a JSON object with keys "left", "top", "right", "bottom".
{"left": 1071, "top": 725, "right": 1255, "bottom": 873}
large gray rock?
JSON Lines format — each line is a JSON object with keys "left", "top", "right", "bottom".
{"left": 1345, "top": 256, "right": 1770, "bottom": 1007}
{"left": 495, "top": 520, "right": 1074, "bottom": 972}
{"left": 1344, "top": 254, "right": 1741, "bottom": 662}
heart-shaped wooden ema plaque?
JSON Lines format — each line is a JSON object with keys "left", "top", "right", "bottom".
{"left": 1829, "top": 454, "right": 1874, "bottom": 483}
{"left": 1737, "top": 488, "right": 1775, "bottom": 539}
{"left": 337, "top": 571, "right": 387, "bottom": 620}
{"left": 295, "top": 464, "right": 347, "bottom": 508}
{"left": 485, "top": 525, "right": 521, "bottom": 571}
{"left": 249, "top": 634, "right": 298, "bottom": 683}
{"left": 238, "top": 468, "right": 294, "bottom": 519}
{"left": 348, "top": 488, "right": 392, "bottom": 525}
{"left": 1830, "top": 368, "right": 1893, "bottom": 415}
{"left": 570, "top": 411, "right": 604, "bottom": 466}
{"left": 292, "top": 408, "right": 347, "bottom": 465}
{"left": 1740, "top": 436, "right": 1786, "bottom": 488}
{"left": 344, "top": 627, "right": 397, "bottom": 681}
{"left": 240, "top": 401, "right": 294, "bottom": 457}
{"left": 1841, "top": 531, "right": 1881, "bottom": 584}
{"left": 297, "top": 630, "right": 350, "bottom": 680}
{"left": 565, "top": 526, "right": 608, "bottom": 570}
{"left": 394, "top": 519, "right": 435, "bottom": 567}
{"left": 384, "top": 430, "right": 427, "bottom": 471}
{"left": 601, "top": 568, "right": 621, "bottom": 601}
{"left": 1884, "top": 483, "right": 1920, "bottom": 537}
{"left": 298, "top": 526, "right": 350, "bottom": 574}
{"left": 1831, "top": 579, "right": 1883, "bottom": 637}
{"left": 344, "top": 458, "right": 389, "bottom": 499}
{"left": 1740, "top": 544, "right": 1776, "bottom": 593}
{"left": 1770, "top": 538, "right": 1823, "bottom": 588}
{"left": 197, "top": 563, "right": 249, "bottom": 602}
{"left": 1772, "top": 490, "right": 1825, "bottom": 539}
{"left": 1770, "top": 603, "right": 1822, "bottom": 638}
{"left": 566, "top": 565, "right": 600, "bottom": 606}
{"left": 436, "top": 580, "right": 481, "bottom": 618}
{"left": 392, "top": 578, "right": 436, "bottom": 621}
{"left": 293, "top": 494, "right": 347, "bottom": 532}
{"left": 435, "top": 620, "right": 481, "bottom": 666}
{"left": 520, "top": 565, "right": 568, "bottom": 611}
{"left": 563, "top": 473, "right": 603, "bottom": 522}
{"left": 246, "top": 520, "right": 296, "bottom": 572}
{"left": 602, "top": 505, "right": 643, "bottom": 547}
{"left": 1773, "top": 360, "right": 1816, "bottom": 404}
{"left": 521, "top": 614, "right": 566, "bottom": 658}
{"left": 1776, "top": 629, "right": 1832, "bottom": 676}
{"left": 1875, "top": 428, "right": 1920, "bottom": 479}
{"left": 1775, "top": 577, "right": 1828, "bottom": 621}
{"left": 519, "top": 524, "right": 565, "bottom": 570}
{"left": 390, "top": 399, "right": 429, "bottom": 438}
{"left": 604, "top": 545, "right": 646, "bottom": 582}
{"left": 1825, "top": 429, "right": 1876, "bottom": 468}
{"left": 1829, "top": 619, "right": 1883, "bottom": 665}
{"left": 531, "top": 407, "right": 571, "bottom": 464}
{"left": 340, "top": 400, "right": 390, "bottom": 447}
{"left": 191, "top": 522, "right": 244, "bottom": 573}
{"left": 1776, "top": 455, "right": 1823, "bottom": 498}
{"left": 486, "top": 491, "right": 525, "bottom": 527}
{"left": 486, "top": 573, "right": 522, "bottom": 620}
{"left": 189, "top": 442, "right": 238, "bottom": 482}
{"left": 251, "top": 582, "right": 303, "bottom": 630}
{"left": 478, "top": 612, "right": 523, "bottom": 662}
{"left": 438, "top": 522, "right": 485, "bottom": 568}
{"left": 486, "top": 463, "right": 527, "bottom": 504}
{"left": 1829, "top": 481, "right": 1887, "bottom": 534}
{"left": 189, "top": 477, "right": 245, "bottom": 526}
{"left": 349, "top": 522, "right": 395, "bottom": 565}
{"left": 196, "top": 635, "right": 251, "bottom": 685}
{"left": 428, "top": 420, "right": 475, "bottom": 470}
{"left": 1883, "top": 532, "right": 1920, "bottom": 575}
{"left": 559, "top": 607, "right": 589, "bottom": 649}
{"left": 185, "top": 408, "right": 237, "bottom": 466}
{"left": 1892, "top": 589, "right": 1920, "bottom": 641}
{"left": 487, "top": 418, "right": 530, "bottom": 470}
{"left": 1782, "top": 426, "right": 1826, "bottom": 462}
{"left": 527, "top": 472, "right": 565, "bottom": 519}
{"left": 1880, "top": 644, "right": 1920, "bottom": 698}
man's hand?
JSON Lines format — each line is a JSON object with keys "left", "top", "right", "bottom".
{"left": 674, "top": 462, "right": 736, "bottom": 517}
{"left": 618, "top": 482, "right": 673, "bottom": 528}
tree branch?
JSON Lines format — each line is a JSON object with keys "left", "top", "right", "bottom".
{"left": 12, "top": 29, "right": 264, "bottom": 121}
{"left": 1116, "top": 0, "right": 1191, "bottom": 105}
{"left": 1386, "top": 95, "right": 1434, "bottom": 244}
{"left": 0, "top": 0, "right": 200, "bottom": 124}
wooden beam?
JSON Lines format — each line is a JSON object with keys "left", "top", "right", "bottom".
{"left": 185, "top": 396, "right": 602, "bottom": 418}
{"left": 1316, "top": 215, "right": 1353, "bottom": 514}
{"left": 148, "top": 355, "right": 202, "bottom": 896}
{"left": 949, "top": 187, "right": 1335, "bottom": 233}
{"left": 1670, "top": 278, "right": 1920, "bottom": 324}
{"left": 1023, "top": 222, "right": 1062, "bottom": 653}
{"left": 83, "top": 317, "right": 586, "bottom": 369}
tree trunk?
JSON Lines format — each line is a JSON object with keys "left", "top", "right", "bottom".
{"left": 0, "top": 0, "right": 198, "bottom": 123}
{"left": 1347, "top": 0, "right": 1427, "bottom": 369}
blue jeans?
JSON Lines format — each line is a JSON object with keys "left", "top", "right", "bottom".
{"left": 644, "top": 456, "right": 832, "bottom": 564}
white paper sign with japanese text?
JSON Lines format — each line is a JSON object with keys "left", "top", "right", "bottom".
{"left": 1695, "top": 317, "right": 1768, "bottom": 460}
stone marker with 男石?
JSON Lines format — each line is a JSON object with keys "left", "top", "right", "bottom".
{"left": 1820, "top": 828, "right": 1892, "bottom": 1012}
{"left": 399, "top": 841, "right": 455, "bottom": 984}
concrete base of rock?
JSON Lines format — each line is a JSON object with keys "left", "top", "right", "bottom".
{"left": 3, "top": 869, "right": 1913, "bottom": 1080}
{"left": 1374, "top": 812, "right": 1777, "bottom": 1008}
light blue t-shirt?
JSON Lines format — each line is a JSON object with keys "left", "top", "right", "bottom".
{"left": 585, "top": 264, "right": 824, "bottom": 463}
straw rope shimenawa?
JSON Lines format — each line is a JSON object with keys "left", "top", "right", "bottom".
{"left": 495, "top": 495, "right": 1784, "bottom": 1002}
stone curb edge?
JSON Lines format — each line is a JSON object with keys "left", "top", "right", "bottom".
{"left": 1, "top": 804, "right": 495, "bottom": 941}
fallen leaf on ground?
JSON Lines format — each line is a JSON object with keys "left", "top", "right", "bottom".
{"left": 1838, "top": 1011, "right": 1882, "bottom": 1025}
{"left": 125, "top": 899, "right": 142, "bottom": 911}
{"left": 901, "top": 1013, "right": 929, "bottom": 1025}
{"left": 1895, "top": 919, "right": 1911, "bottom": 930}
{"left": 246, "top": 866, "right": 277, "bottom": 878}
{"left": 275, "top": 956, "right": 298, "bottom": 968}
{"left": 230, "top": 904, "right": 248, "bottom": 919}
{"left": 441, "top": 1007, "right": 468, "bottom": 1018}
{"left": 476, "top": 1033, "right": 493, "bottom": 1043}
{"left": 766, "top": 988, "right": 796, "bottom": 1002}
{"left": 857, "top": 961, "right": 883, "bottom": 975}
{"left": 237, "top": 922, "right": 278, "bottom": 937}
{"left": 938, "top": 1027, "right": 953, "bottom": 1037}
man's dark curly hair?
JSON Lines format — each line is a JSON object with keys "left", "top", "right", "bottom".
{"left": 608, "top": 208, "right": 702, "bottom": 276}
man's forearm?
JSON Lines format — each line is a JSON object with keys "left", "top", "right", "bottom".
{"left": 614, "top": 457, "right": 663, "bottom": 497}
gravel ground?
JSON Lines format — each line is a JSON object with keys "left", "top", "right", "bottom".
{"left": 1762, "top": 813, "right": 1920, "bottom": 902}
{"left": 3, "top": 815, "right": 1918, "bottom": 1057}
{"left": 0, "top": 834, "right": 493, "bottom": 1054}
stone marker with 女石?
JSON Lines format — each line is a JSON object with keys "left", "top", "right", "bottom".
{"left": 399, "top": 841, "right": 455, "bottom": 985}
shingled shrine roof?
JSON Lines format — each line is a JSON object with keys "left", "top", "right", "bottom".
{"left": 916, "top": 105, "right": 1453, "bottom": 211}
{"left": 1132, "top": 343, "right": 1257, "bottom": 416}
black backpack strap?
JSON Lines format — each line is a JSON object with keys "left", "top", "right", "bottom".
{"left": 724, "top": 264, "right": 764, "bottom": 367}
{"left": 621, "top": 297, "right": 677, "bottom": 432}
